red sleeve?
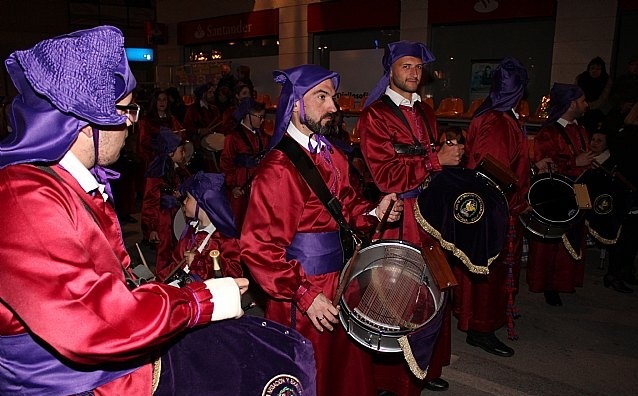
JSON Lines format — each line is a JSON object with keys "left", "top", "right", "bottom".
{"left": 0, "top": 166, "right": 213, "bottom": 366}
{"left": 358, "top": 101, "right": 441, "bottom": 194}
{"left": 140, "top": 177, "right": 162, "bottom": 236}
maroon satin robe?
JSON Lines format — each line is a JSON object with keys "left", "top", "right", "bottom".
{"left": 358, "top": 99, "right": 451, "bottom": 394}
{"left": 527, "top": 121, "right": 590, "bottom": 292}
{"left": 457, "top": 110, "right": 530, "bottom": 333}
{"left": 241, "top": 142, "right": 380, "bottom": 396}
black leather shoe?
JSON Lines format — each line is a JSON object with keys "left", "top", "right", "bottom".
{"left": 423, "top": 378, "right": 449, "bottom": 391}
{"left": 466, "top": 331, "right": 514, "bottom": 357}
{"left": 377, "top": 391, "right": 396, "bottom": 396}
{"left": 544, "top": 291, "right": 563, "bottom": 306}
{"left": 604, "top": 275, "right": 633, "bottom": 293}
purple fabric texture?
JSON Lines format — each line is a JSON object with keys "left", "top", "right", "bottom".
{"left": 0, "top": 333, "right": 137, "bottom": 396}
{"left": 286, "top": 231, "right": 344, "bottom": 275}
{"left": 179, "top": 171, "right": 239, "bottom": 238}
{"left": 546, "top": 83, "right": 585, "bottom": 124}
{"left": 269, "top": 65, "right": 340, "bottom": 150}
{"left": 415, "top": 167, "right": 509, "bottom": 274}
{"left": 1, "top": 25, "right": 136, "bottom": 169}
{"left": 474, "top": 56, "right": 529, "bottom": 117}
{"left": 364, "top": 40, "right": 436, "bottom": 108}
{"left": 154, "top": 315, "right": 316, "bottom": 396}
{"left": 145, "top": 127, "right": 183, "bottom": 178}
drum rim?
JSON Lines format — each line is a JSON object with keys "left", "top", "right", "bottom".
{"left": 527, "top": 173, "right": 582, "bottom": 224}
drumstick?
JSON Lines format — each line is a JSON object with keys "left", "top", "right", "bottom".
{"left": 135, "top": 242, "right": 149, "bottom": 270}
{"left": 332, "top": 236, "right": 363, "bottom": 307}
{"left": 370, "top": 199, "right": 396, "bottom": 242}
{"left": 210, "top": 250, "right": 223, "bottom": 278}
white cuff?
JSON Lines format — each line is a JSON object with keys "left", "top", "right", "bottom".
{"left": 204, "top": 277, "right": 243, "bottom": 321}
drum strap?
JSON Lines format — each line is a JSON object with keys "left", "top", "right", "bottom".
{"left": 275, "top": 135, "right": 368, "bottom": 259}
{"left": 555, "top": 122, "right": 586, "bottom": 155}
{"left": 380, "top": 95, "right": 437, "bottom": 155}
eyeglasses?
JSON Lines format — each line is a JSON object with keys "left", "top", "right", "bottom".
{"left": 249, "top": 113, "right": 265, "bottom": 121}
{"left": 116, "top": 103, "right": 141, "bottom": 123}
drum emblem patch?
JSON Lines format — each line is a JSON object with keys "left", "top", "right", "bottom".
{"left": 454, "top": 193, "right": 484, "bottom": 224}
{"left": 593, "top": 194, "right": 613, "bottom": 215}
{"left": 262, "top": 374, "right": 303, "bottom": 396}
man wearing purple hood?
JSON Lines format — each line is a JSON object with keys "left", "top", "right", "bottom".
{"left": 358, "top": 40, "right": 463, "bottom": 394}
{"left": 0, "top": 26, "right": 317, "bottom": 396}
{"left": 240, "top": 64, "right": 403, "bottom": 396}
{"left": 458, "top": 57, "right": 531, "bottom": 357}
{"left": 527, "top": 83, "right": 595, "bottom": 306}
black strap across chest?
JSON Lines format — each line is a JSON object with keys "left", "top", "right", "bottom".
{"left": 380, "top": 95, "right": 437, "bottom": 154}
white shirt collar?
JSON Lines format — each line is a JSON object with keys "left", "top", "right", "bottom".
{"left": 286, "top": 122, "right": 325, "bottom": 152}
{"left": 557, "top": 118, "right": 578, "bottom": 127}
{"left": 240, "top": 120, "right": 257, "bottom": 134}
{"left": 385, "top": 87, "right": 422, "bottom": 108}
{"left": 58, "top": 151, "right": 107, "bottom": 201}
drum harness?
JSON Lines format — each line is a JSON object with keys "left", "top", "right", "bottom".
{"left": 380, "top": 95, "right": 438, "bottom": 157}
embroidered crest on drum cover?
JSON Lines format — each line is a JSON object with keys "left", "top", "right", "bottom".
{"left": 453, "top": 193, "right": 484, "bottom": 224}
{"left": 593, "top": 194, "right": 613, "bottom": 215}
{"left": 262, "top": 374, "right": 303, "bottom": 396}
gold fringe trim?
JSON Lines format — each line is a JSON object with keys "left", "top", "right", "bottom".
{"left": 561, "top": 233, "right": 583, "bottom": 260}
{"left": 398, "top": 335, "right": 428, "bottom": 380}
{"left": 586, "top": 220, "right": 621, "bottom": 245}
{"left": 151, "top": 356, "right": 162, "bottom": 394}
{"left": 414, "top": 203, "right": 496, "bottom": 275}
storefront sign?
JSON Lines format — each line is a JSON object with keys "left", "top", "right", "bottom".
{"left": 178, "top": 9, "right": 278, "bottom": 45}
{"left": 429, "top": 0, "right": 554, "bottom": 24}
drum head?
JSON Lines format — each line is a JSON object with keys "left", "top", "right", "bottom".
{"left": 173, "top": 209, "right": 188, "bottom": 240}
{"left": 339, "top": 240, "right": 443, "bottom": 352}
{"left": 529, "top": 175, "right": 579, "bottom": 223}
{"left": 201, "top": 133, "right": 225, "bottom": 152}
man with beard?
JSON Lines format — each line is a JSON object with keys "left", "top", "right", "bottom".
{"left": 358, "top": 40, "right": 463, "bottom": 395}
{"left": 240, "top": 64, "right": 404, "bottom": 396}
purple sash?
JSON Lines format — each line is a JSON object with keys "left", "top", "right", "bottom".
{"left": 286, "top": 231, "right": 344, "bottom": 275}
{"left": 0, "top": 333, "right": 138, "bottom": 395}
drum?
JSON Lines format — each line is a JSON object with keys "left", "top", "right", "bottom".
{"left": 337, "top": 240, "right": 445, "bottom": 353}
{"left": 415, "top": 167, "right": 509, "bottom": 274}
{"left": 578, "top": 168, "right": 632, "bottom": 244}
{"left": 173, "top": 209, "right": 188, "bottom": 240}
{"left": 201, "top": 132, "right": 225, "bottom": 152}
{"left": 520, "top": 172, "right": 583, "bottom": 239}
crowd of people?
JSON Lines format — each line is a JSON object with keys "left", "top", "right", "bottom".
{"left": 1, "top": 25, "right": 637, "bottom": 396}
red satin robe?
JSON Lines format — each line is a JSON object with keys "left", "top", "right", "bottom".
{"left": 0, "top": 164, "right": 213, "bottom": 395}
{"left": 240, "top": 141, "right": 379, "bottom": 396}
{"left": 457, "top": 110, "right": 530, "bottom": 333}
{"left": 527, "top": 121, "right": 590, "bottom": 292}
{"left": 358, "top": 99, "right": 451, "bottom": 394}
{"left": 220, "top": 124, "right": 270, "bottom": 228}
{"left": 140, "top": 166, "right": 191, "bottom": 270}
{"left": 156, "top": 226, "right": 243, "bottom": 282}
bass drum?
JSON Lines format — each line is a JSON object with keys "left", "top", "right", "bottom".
{"left": 520, "top": 172, "right": 583, "bottom": 239}
{"left": 578, "top": 168, "right": 632, "bottom": 244}
{"left": 337, "top": 240, "right": 444, "bottom": 353}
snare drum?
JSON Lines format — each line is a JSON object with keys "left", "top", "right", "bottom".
{"left": 201, "top": 133, "right": 225, "bottom": 152}
{"left": 338, "top": 240, "right": 444, "bottom": 353}
{"left": 520, "top": 172, "right": 583, "bottom": 239}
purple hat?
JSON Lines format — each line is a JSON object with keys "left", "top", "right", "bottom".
{"left": 364, "top": 41, "right": 435, "bottom": 108}
{"left": 0, "top": 25, "right": 136, "bottom": 169}
{"left": 179, "top": 172, "right": 238, "bottom": 238}
{"left": 546, "top": 83, "right": 585, "bottom": 124}
{"left": 145, "top": 127, "right": 184, "bottom": 178}
{"left": 268, "top": 64, "right": 340, "bottom": 149}
{"left": 474, "top": 57, "right": 529, "bottom": 117}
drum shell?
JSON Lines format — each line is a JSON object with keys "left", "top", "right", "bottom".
{"left": 338, "top": 240, "right": 444, "bottom": 353}
{"left": 520, "top": 173, "right": 583, "bottom": 239}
